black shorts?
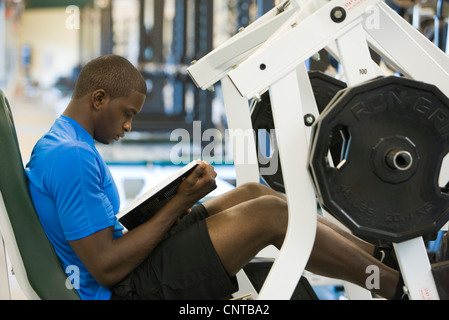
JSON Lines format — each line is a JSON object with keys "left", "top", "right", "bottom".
{"left": 110, "top": 204, "right": 238, "bottom": 300}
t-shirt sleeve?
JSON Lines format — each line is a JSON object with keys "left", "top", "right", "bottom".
{"left": 45, "top": 145, "right": 117, "bottom": 241}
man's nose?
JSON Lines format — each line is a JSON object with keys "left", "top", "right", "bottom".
{"left": 124, "top": 121, "right": 132, "bottom": 132}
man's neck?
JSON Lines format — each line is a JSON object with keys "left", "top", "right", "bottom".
{"left": 63, "top": 99, "right": 95, "bottom": 138}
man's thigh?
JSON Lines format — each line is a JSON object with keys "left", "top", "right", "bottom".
{"left": 111, "top": 204, "right": 238, "bottom": 300}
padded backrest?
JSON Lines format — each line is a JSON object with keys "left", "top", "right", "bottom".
{"left": 0, "top": 91, "right": 80, "bottom": 300}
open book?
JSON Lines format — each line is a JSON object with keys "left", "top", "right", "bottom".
{"left": 117, "top": 161, "right": 215, "bottom": 230}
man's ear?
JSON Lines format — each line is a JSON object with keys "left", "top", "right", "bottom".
{"left": 91, "top": 89, "right": 108, "bottom": 111}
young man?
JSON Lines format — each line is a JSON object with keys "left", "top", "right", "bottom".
{"left": 26, "top": 55, "right": 403, "bottom": 300}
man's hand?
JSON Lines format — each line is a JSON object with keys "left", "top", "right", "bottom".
{"left": 176, "top": 161, "right": 217, "bottom": 209}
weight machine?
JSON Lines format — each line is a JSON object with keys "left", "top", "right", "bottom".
{"left": 188, "top": 0, "right": 449, "bottom": 300}
{"left": 134, "top": 0, "right": 215, "bottom": 135}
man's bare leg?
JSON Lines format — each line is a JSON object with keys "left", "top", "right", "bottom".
{"left": 308, "top": 222, "right": 400, "bottom": 299}
{"left": 204, "top": 183, "right": 375, "bottom": 255}
{"left": 205, "top": 195, "right": 288, "bottom": 276}
{"left": 203, "top": 183, "right": 401, "bottom": 299}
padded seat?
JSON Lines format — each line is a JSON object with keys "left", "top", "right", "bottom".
{"left": 0, "top": 90, "right": 80, "bottom": 300}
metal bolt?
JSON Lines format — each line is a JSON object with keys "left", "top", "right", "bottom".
{"left": 331, "top": 7, "right": 346, "bottom": 23}
{"left": 334, "top": 10, "right": 343, "bottom": 19}
{"left": 402, "top": 285, "right": 410, "bottom": 298}
{"left": 304, "top": 114, "right": 316, "bottom": 127}
{"left": 312, "top": 52, "right": 321, "bottom": 62}
{"left": 386, "top": 150, "right": 413, "bottom": 171}
{"left": 253, "top": 94, "right": 262, "bottom": 103}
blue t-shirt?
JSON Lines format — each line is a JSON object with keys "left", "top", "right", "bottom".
{"left": 25, "top": 115, "right": 124, "bottom": 300}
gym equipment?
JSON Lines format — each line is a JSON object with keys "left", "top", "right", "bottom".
{"left": 309, "top": 76, "right": 449, "bottom": 243}
{"left": 188, "top": 0, "right": 449, "bottom": 300}
{"left": 251, "top": 90, "right": 284, "bottom": 193}
{"left": 0, "top": 90, "right": 80, "bottom": 300}
{"left": 434, "top": 0, "right": 448, "bottom": 52}
{"left": 134, "top": 0, "right": 215, "bottom": 135}
{"left": 251, "top": 71, "right": 346, "bottom": 193}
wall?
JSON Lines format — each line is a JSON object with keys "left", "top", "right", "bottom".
{"left": 18, "top": 8, "right": 80, "bottom": 89}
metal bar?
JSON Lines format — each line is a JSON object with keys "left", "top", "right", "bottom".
{"left": 228, "top": 0, "right": 383, "bottom": 99}
{"left": 394, "top": 238, "right": 440, "bottom": 300}
{"left": 221, "top": 77, "right": 260, "bottom": 186}
{"left": 187, "top": 5, "right": 296, "bottom": 90}
{"left": 335, "top": 23, "right": 378, "bottom": 86}
{"left": 365, "top": 2, "right": 449, "bottom": 95}
{"left": 258, "top": 69, "right": 317, "bottom": 299}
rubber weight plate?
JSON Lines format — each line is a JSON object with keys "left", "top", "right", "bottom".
{"left": 251, "top": 90, "right": 285, "bottom": 193}
{"left": 309, "top": 76, "right": 449, "bottom": 243}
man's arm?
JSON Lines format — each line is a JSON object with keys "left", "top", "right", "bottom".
{"left": 69, "top": 161, "right": 217, "bottom": 288}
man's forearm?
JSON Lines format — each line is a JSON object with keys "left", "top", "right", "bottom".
{"left": 70, "top": 195, "right": 191, "bottom": 288}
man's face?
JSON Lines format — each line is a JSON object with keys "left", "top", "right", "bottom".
{"left": 94, "top": 91, "right": 146, "bottom": 144}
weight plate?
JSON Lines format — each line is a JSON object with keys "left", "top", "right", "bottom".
{"left": 309, "top": 71, "right": 348, "bottom": 113}
{"left": 251, "top": 90, "right": 285, "bottom": 193}
{"left": 309, "top": 76, "right": 449, "bottom": 243}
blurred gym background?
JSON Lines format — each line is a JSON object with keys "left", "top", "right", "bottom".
{"left": 0, "top": 0, "right": 447, "bottom": 299}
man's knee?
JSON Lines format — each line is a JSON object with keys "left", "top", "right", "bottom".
{"left": 256, "top": 194, "right": 287, "bottom": 210}
{"left": 237, "top": 182, "right": 272, "bottom": 199}
{"left": 251, "top": 195, "right": 288, "bottom": 231}
{"left": 252, "top": 195, "right": 288, "bottom": 247}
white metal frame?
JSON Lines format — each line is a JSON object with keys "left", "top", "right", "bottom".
{"left": 189, "top": 0, "right": 449, "bottom": 300}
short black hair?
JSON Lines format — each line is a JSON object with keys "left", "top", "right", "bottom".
{"left": 73, "top": 55, "right": 147, "bottom": 100}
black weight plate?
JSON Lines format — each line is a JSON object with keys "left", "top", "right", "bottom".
{"left": 309, "top": 71, "right": 348, "bottom": 113}
{"left": 251, "top": 71, "right": 346, "bottom": 193}
{"left": 309, "top": 76, "right": 449, "bottom": 243}
{"left": 251, "top": 91, "right": 285, "bottom": 193}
